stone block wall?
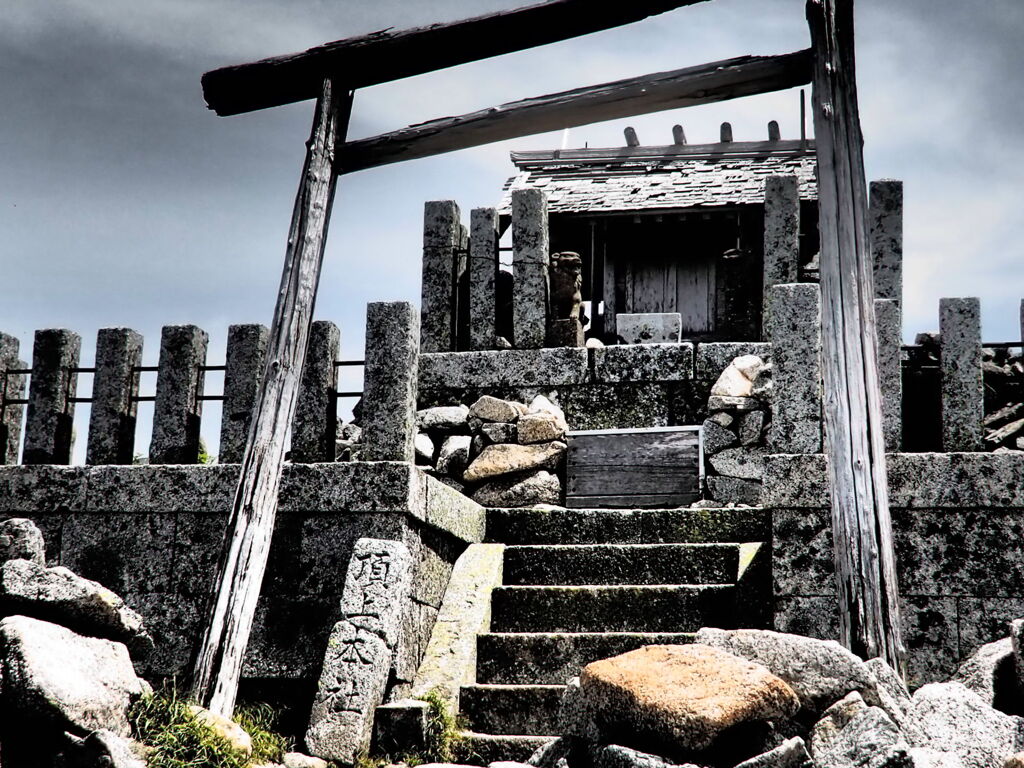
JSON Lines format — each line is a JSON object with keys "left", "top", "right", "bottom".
{"left": 0, "top": 461, "right": 483, "bottom": 719}
{"left": 765, "top": 451, "right": 1024, "bottom": 688}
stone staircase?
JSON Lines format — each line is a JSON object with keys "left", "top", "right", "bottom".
{"left": 457, "top": 506, "right": 773, "bottom": 762}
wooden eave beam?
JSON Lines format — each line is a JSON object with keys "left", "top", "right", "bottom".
{"left": 202, "top": 0, "right": 710, "bottom": 116}
{"left": 337, "top": 49, "right": 812, "bottom": 174}
{"left": 510, "top": 138, "right": 815, "bottom": 166}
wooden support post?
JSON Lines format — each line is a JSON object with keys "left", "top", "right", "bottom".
{"left": 0, "top": 334, "right": 25, "bottom": 465}
{"left": 219, "top": 324, "right": 269, "bottom": 464}
{"left": 807, "top": 0, "right": 906, "bottom": 672}
{"left": 23, "top": 329, "right": 81, "bottom": 465}
{"left": 191, "top": 79, "right": 352, "bottom": 715}
{"left": 87, "top": 328, "right": 143, "bottom": 465}
{"left": 290, "top": 320, "right": 340, "bottom": 463}
{"left": 149, "top": 325, "right": 208, "bottom": 465}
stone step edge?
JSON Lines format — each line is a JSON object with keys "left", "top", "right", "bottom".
{"left": 457, "top": 732, "right": 555, "bottom": 765}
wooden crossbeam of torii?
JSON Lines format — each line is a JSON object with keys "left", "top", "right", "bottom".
{"left": 191, "top": 0, "right": 899, "bottom": 715}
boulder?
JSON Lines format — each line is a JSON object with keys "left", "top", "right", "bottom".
{"left": 573, "top": 644, "right": 799, "bottom": 754}
{"left": 904, "top": 682, "right": 1024, "bottom": 768}
{"left": 81, "top": 730, "right": 148, "bottom": 768}
{"left": 464, "top": 442, "right": 566, "bottom": 483}
{"left": 738, "top": 411, "right": 767, "bottom": 446}
{"left": 591, "top": 743, "right": 695, "bottom": 768}
{"left": 708, "top": 447, "right": 766, "bottom": 481}
{"left": 908, "top": 749, "right": 966, "bottom": 768}
{"left": 810, "top": 692, "right": 910, "bottom": 768}
{"left": 711, "top": 365, "right": 754, "bottom": 398}
{"left": 952, "top": 637, "right": 1015, "bottom": 707}
{"left": 528, "top": 735, "right": 573, "bottom": 768}
{"left": 480, "top": 422, "right": 517, "bottom": 445}
{"left": 733, "top": 355, "right": 766, "bottom": 381}
{"left": 0, "top": 559, "right": 152, "bottom": 654}
{"left": 734, "top": 737, "right": 812, "bottom": 768}
{"left": 415, "top": 432, "right": 435, "bottom": 464}
{"left": 527, "top": 395, "right": 568, "bottom": 429}
{"left": 470, "top": 396, "right": 522, "bottom": 424}
{"left": 0, "top": 518, "right": 45, "bottom": 565}
{"left": 1010, "top": 618, "right": 1024, "bottom": 695}
{"left": 437, "top": 435, "right": 472, "bottom": 478}
{"left": 0, "top": 615, "right": 144, "bottom": 736}
{"left": 702, "top": 419, "right": 737, "bottom": 456}
{"left": 694, "top": 628, "right": 881, "bottom": 717}
{"left": 518, "top": 412, "right": 568, "bottom": 445}
{"left": 189, "top": 704, "right": 253, "bottom": 755}
{"left": 865, "top": 657, "right": 912, "bottom": 728}
{"left": 283, "top": 753, "right": 330, "bottom": 768}
{"left": 416, "top": 405, "right": 470, "bottom": 431}
{"left": 709, "top": 412, "right": 734, "bottom": 428}
{"left": 471, "top": 471, "right": 560, "bottom": 508}
{"left": 708, "top": 395, "right": 759, "bottom": 412}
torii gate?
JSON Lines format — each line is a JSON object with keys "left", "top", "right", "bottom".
{"left": 191, "top": 0, "right": 905, "bottom": 716}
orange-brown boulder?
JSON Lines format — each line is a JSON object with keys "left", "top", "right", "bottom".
{"left": 577, "top": 644, "right": 800, "bottom": 753}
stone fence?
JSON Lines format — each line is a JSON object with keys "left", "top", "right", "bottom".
{"left": 765, "top": 451, "right": 1024, "bottom": 688}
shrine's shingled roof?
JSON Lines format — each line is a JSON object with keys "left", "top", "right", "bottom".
{"left": 499, "top": 139, "right": 817, "bottom": 215}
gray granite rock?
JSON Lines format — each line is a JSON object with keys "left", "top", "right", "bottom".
{"left": 767, "top": 284, "right": 822, "bottom": 454}
{"left": 939, "top": 298, "right": 983, "bottom": 452}
{"left": 763, "top": 176, "right": 800, "bottom": 341}
{"left": 470, "top": 395, "right": 522, "bottom": 424}
{"left": 695, "top": 628, "right": 881, "bottom": 716}
{"left": 480, "top": 422, "right": 517, "bottom": 445}
{"left": 415, "top": 433, "right": 435, "bottom": 464}
{"left": 0, "top": 615, "right": 144, "bottom": 736}
{"left": 464, "top": 442, "right": 566, "bottom": 483}
{"left": 876, "top": 299, "right": 903, "bottom": 452}
{"left": 865, "top": 657, "right": 912, "bottom": 728}
{"left": 711, "top": 362, "right": 755, "bottom": 397}
{"left": 419, "top": 348, "right": 589, "bottom": 390}
{"left": 904, "top": 682, "right": 1024, "bottom": 768}
{"left": 421, "top": 200, "right": 461, "bottom": 353}
{"left": 870, "top": 180, "right": 904, "bottom": 304}
{"left": 709, "top": 411, "right": 734, "bottom": 428}
{"left": 470, "top": 208, "right": 500, "bottom": 351}
{"left": 739, "top": 410, "right": 767, "bottom": 446}
{"left": 529, "top": 736, "right": 573, "bottom": 768}
{"left": 218, "top": 324, "right": 268, "bottom": 464}
{"left": 709, "top": 447, "right": 767, "bottom": 481}
{"left": 0, "top": 559, "right": 152, "bottom": 654}
{"left": 615, "top": 313, "right": 683, "bottom": 345}
{"left": 291, "top": 320, "right": 341, "bottom": 463}
{"left": 23, "top": 328, "right": 82, "bottom": 465}
{"left": 149, "top": 325, "right": 207, "bottom": 465}
{"left": 0, "top": 518, "right": 45, "bottom": 565}
{"left": 951, "top": 637, "right": 1015, "bottom": 707}
{"left": 283, "top": 752, "right": 330, "bottom": 768}
{"left": 706, "top": 476, "right": 761, "bottom": 505}
{"left": 591, "top": 343, "right": 694, "bottom": 383}
{"left": 418, "top": 405, "right": 471, "bottom": 432}
{"left": 1011, "top": 619, "right": 1024, "bottom": 695}
{"left": 87, "top": 327, "right": 144, "bottom": 466}
{"left": 362, "top": 302, "right": 420, "bottom": 462}
{"left": 80, "top": 729, "right": 147, "bottom": 768}
{"left": 471, "top": 471, "right": 561, "bottom": 508}
{"left": 708, "top": 395, "right": 760, "bottom": 412}
{"left": 518, "top": 412, "right": 567, "bottom": 445}
{"left": 735, "top": 737, "right": 812, "bottom": 768}
{"left": 437, "top": 436, "right": 472, "bottom": 478}
{"left": 512, "top": 188, "right": 550, "bottom": 349}
{"left": 592, "top": 744, "right": 689, "bottom": 768}
{"left": 810, "top": 692, "right": 910, "bottom": 768}
{"left": 702, "top": 419, "right": 737, "bottom": 456}
{"left": 307, "top": 539, "right": 413, "bottom": 763}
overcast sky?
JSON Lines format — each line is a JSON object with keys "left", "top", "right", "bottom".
{"left": 2, "top": 0, "right": 1022, "bottom": 459}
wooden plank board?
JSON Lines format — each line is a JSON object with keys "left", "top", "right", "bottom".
{"left": 566, "top": 428, "right": 701, "bottom": 508}
{"left": 338, "top": 50, "right": 813, "bottom": 174}
{"left": 202, "top": 0, "right": 710, "bottom": 116}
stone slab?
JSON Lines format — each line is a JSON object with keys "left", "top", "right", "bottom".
{"left": 23, "top": 328, "right": 82, "bottom": 465}
{"left": 762, "top": 175, "right": 800, "bottom": 341}
{"left": 149, "top": 325, "right": 208, "bottom": 465}
{"left": 940, "top": 298, "right": 983, "bottom": 452}
{"left": 592, "top": 343, "right": 694, "bottom": 383}
{"left": 87, "top": 328, "right": 143, "bottom": 466}
{"left": 470, "top": 208, "right": 500, "bottom": 351}
{"left": 512, "top": 189, "right": 550, "bottom": 349}
{"left": 615, "top": 314, "right": 682, "bottom": 345}
{"left": 562, "top": 384, "right": 669, "bottom": 430}
{"left": 875, "top": 299, "right": 903, "bottom": 452}
{"left": 870, "top": 180, "right": 903, "bottom": 305}
{"left": 767, "top": 284, "right": 821, "bottom": 454}
{"left": 218, "top": 324, "right": 269, "bottom": 464}
{"left": 421, "top": 201, "right": 461, "bottom": 353}
{"left": 291, "top": 320, "right": 341, "bottom": 463}
{"left": 419, "top": 348, "right": 589, "bottom": 390}
{"left": 362, "top": 302, "right": 420, "bottom": 463}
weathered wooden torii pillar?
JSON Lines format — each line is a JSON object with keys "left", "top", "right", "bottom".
{"left": 193, "top": 0, "right": 818, "bottom": 715}
{"left": 807, "top": 0, "right": 906, "bottom": 674}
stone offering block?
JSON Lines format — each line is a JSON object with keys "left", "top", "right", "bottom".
{"left": 616, "top": 313, "right": 682, "bottom": 345}
{"left": 576, "top": 644, "right": 799, "bottom": 754}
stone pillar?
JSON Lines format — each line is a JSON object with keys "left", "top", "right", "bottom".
{"left": 306, "top": 538, "right": 413, "bottom": 763}
{"left": 469, "top": 207, "right": 499, "bottom": 351}
{"left": 874, "top": 299, "right": 902, "bottom": 452}
{"left": 219, "top": 324, "right": 268, "bottom": 464}
{"left": 361, "top": 302, "right": 419, "bottom": 462}
{"left": 86, "top": 328, "right": 143, "bottom": 465}
{"left": 291, "top": 320, "right": 340, "bottom": 463}
{"left": 870, "top": 180, "right": 903, "bottom": 306}
{"left": 149, "top": 325, "right": 208, "bottom": 464}
{"left": 768, "top": 284, "right": 822, "bottom": 453}
{"left": 762, "top": 176, "right": 800, "bottom": 341}
{"left": 940, "top": 297, "right": 983, "bottom": 452}
{"left": 511, "top": 188, "right": 549, "bottom": 349}
{"left": 421, "top": 201, "right": 461, "bottom": 353}
{"left": 22, "top": 329, "right": 81, "bottom": 465}
{"left": 0, "top": 334, "right": 25, "bottom": 465}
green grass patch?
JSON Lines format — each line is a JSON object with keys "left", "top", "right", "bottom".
{"left": 234, "top": 702, "right": 293, "bottom": 764}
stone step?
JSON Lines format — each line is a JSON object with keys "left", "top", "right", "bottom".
{"left": 489, "top": 584, "right": 736, "bottom": 633}
{"left": 485, "top": 506, "right": 768, "bottom": 545}
{"left": 460, "top": 684, "right": 564, "bottom": 737}
{"left": 477, "top": 631, "right": 696, "bottom": 684}
{"left": 457, "top": 732, "right": 555, "bottom": 765}
{"left": 503, "top": 543, "right": 739, "bottom": 586}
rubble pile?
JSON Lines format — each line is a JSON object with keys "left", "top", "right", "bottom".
{"left": 414, "top": 395, "right": 568, "bottom": 507}
{"left": 983, "top": 345, "right": 1024, "bottom": 451}
{"left": 701, "top": 355, "right": 772, "bottom": 506}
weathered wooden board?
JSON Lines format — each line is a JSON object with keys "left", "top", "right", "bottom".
{"left": 566, "top": 427, "right": 701, "bottom": 509}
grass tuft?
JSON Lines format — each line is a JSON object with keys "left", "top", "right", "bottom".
{"left": 233, "top": 702, "right": 293, "bottom": 764}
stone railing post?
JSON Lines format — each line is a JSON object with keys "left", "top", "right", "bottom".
{"left": 469, "top": 207, "right": 499, "bottom": 351}
{"left": 86, "top": 328, "right": 143, "bottom": 465}
{"left": 511, "top": 188, "right": 549, "bottom": 349}
{"left": 762, "top": 176, "right": 800, "bottom": 341}
{"left": 870, "top": 180, "right": 903, "bottom": 307}
{"left": 421, "top": 201, "right": 461, "bottom": 353}
{"left": 23, "top": 329, "right": 81, "bottom": 465}
{"left": 768, "top": 284, "right": 823, "bottom": 454}
{"left": 0, "top": 333, "right": 26, "bottom": 465}
{"left": 291, "top": 320, "right": 341, "bottom": 463}
{"left": 361, "top": 302, "right": 420, "bottom": 463}
{"left": 940, "top": 297, "right": 983, "bottom": 451}
{"left": 149, "top": 325, "right": 208, "bottom": 464}
{"left": 874, "top": 299, "right": 902, "bottom": 452}
{"left": 218, "top": 324, "right": 269, "bottom": 464}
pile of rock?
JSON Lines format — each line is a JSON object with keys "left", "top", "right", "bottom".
{"left": 701, "top": 355, "right": 772, "bottom": 506}
{"left": 414, "top": 395, "right": 568, "bottom": 507}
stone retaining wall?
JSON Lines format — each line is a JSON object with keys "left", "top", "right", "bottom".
{"left": 765, "top": 451, "right": 1024, "bottom": 688}
{"left": 0, "top": 461, "right": 484, "bottom": 709}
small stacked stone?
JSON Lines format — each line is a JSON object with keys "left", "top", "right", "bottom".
{"left": 413, "top": 394, "right": 568, "bottom": 507}
{"left": 702, "top": 355, "right": 771, "bottom": 506}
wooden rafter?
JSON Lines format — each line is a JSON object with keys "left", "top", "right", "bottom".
{"left": 201, "top": 0, "right": 710, "bottom": 116}
{"left": 338, "top": 50, "right": 812, "bottom": 174}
